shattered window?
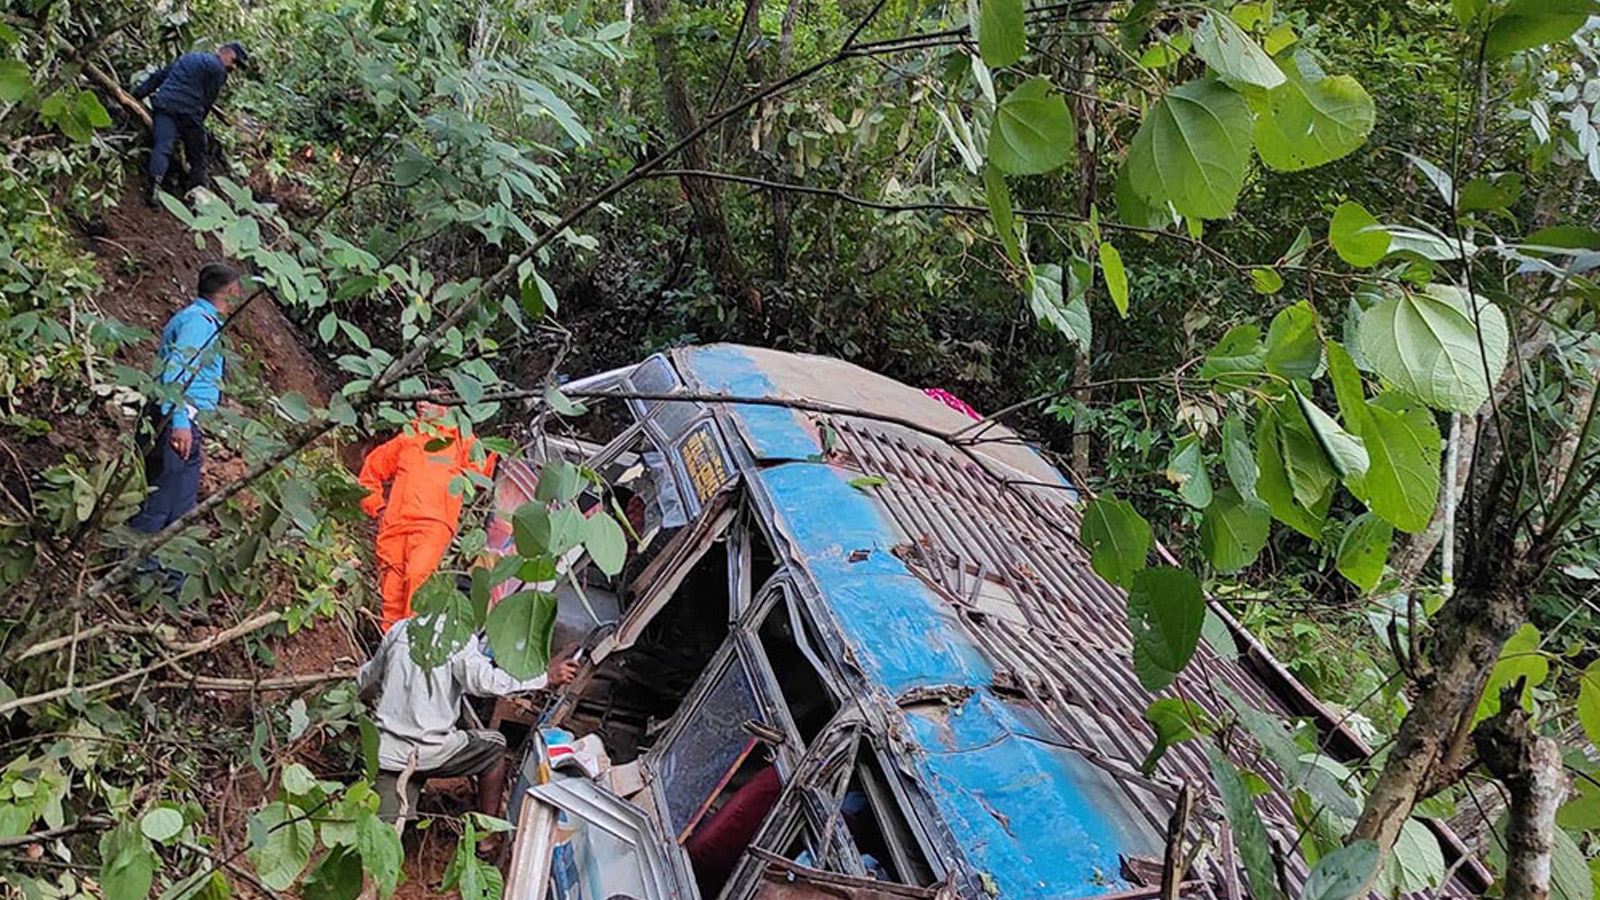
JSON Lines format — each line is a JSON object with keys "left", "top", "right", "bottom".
{"left": 655, "top": 655, "right": 767, "bottom": 840}
{"left": 754, "top": 592, "right": 835, "bottom": 746}
{"left": 840, "top": 743, "right": 936, "bottom": 886}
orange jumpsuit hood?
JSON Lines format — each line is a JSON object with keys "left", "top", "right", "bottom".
{"left": 358, "top": 418, "right": 496, "bottom": 528}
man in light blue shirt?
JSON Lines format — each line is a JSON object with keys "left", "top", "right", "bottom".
{"left": 129, "top": 262, "right": 240, "bottom": 538}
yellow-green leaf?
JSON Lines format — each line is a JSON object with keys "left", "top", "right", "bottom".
{"left": 1099, "top": 242, "right": 1129, "bottom": 317}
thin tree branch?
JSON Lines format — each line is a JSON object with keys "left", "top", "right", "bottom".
{"left": 0, "top": 611, "right": 281, "bottom": 716}
{"left": 0, "top": 817, "right": 113, "bottom": 849}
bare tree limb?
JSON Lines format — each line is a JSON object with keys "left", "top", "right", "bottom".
{"left": 0, "top": 612, "right": 282, "bottom": 716}
{"left": 0, "top": 817, "right": 112, "bottom": 849}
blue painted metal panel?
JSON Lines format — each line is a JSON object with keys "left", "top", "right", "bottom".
{"left": 904, "top": 691, "right": 1140, "bottom": 900}
{"left": 756, "top": 463, "right": 990, "bottom": 693}
{"left": 676, "top": 345, "right": 821, "bottom": 460}
{"left": 757, "top": 463, "right": 1137, "bottom": 898}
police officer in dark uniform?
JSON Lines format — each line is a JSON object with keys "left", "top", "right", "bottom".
{"left": 132, "top": 42, "right": 248, "bottom": 205}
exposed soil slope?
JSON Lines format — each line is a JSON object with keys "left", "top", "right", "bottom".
{"left": 77, "top": 181, "right": 468, "bottom": 898}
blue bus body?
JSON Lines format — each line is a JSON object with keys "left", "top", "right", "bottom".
{"left": 498, "top": 345, "right": 1479, "bottom": 900}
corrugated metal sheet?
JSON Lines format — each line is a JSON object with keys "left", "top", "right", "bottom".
{"left": 673, "top": 344, "right": 1480, "bottom": 900}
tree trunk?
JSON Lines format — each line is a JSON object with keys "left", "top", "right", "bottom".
{"left": 1475, "top": 687, "right": 1567, "bottom": 900}
{"left": 764, "top": 0, "right": 803, "bottom": 280}
{"left": 1067, "top": 25, "right": 1099, "bottom": 478}
{"left": 620, "top": 0, "right": 635, "bottom": 113}
{"left": 1348, "top": 576, "right": 1524, "bottom": 854}
{"left": 640, "top": 0, "right": 754, "bottom": 309}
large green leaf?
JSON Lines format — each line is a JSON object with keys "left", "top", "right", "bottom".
{"left": 1140, "top": 697, "right": 1214, "bottom": 775}
{"left": 1099, "top": 242, "right": 1129, "bottom": 317}
{"left": 1265, "top": 301, "right": 1322, "bottom": 380}
{"left": 0, "top": 59, "right": 29, "bottom": 103}
{"left": 1376, "top": 818, "right": 1446, "bottom": 895}
{"left": 1276, "top": 399, "right": 1339, "bottom": 510}
{"left": 1474, "top": 622, "right": 1548, "bottom": 724}
{"left": 514, "top": 503, "right": 585, "bottom": 558}
{"left": 76, "top": 90, "right": 111, "bottom": 127}
{"left": 1028, "top": 263, "right": 1091, "bottom": 350}
{"left": 1255, "top": 407, "right": 1329, "bottom": 538}
{"left": 247, "top": 802, "right": 315, "bottom": 891}
{"left": 356, "top": 811, "right": 402, "bottom": 897}
{"left": 1294, "top": 387, "right": 1368, "bottom": 481}
{"left": 302, "top": 846, "right": 364, "bottom": 900}
{"left": 1557, "top": 776, "right": 1600, "bottom": 831}
{"left": 1205, "top": 745, "right": 1283, "bottom": 900}
{"left": 1081, "top": 495, "right": 1151, "bottom": 586}
{"left": 534, "top": 460, "right": 582, "bottom": 503}
{"left": 1252, "top": 51, "right": 1375, "bottom": 172}
{"left": 1580, "top": 660, "right": 1600, "bottom": 752}
{"left": 1202, "top": 324, "right": 1267, "bottom": 390}
{"left": 1354, "top": 393, "right": 1441, "bottom": 534}
{"left": 484, "top": 590, "right": 559, "bottom": 680}
{"left": 989, "top": 77, "right": 1075, "bottom": 175}
{"left": 1193, "top": 10, "right": 1284, "bottom": 89}
{"left": 407, "top": 574, "right": 475, "bottom": 669}
{"left": 585, "top": 512, "right": 628, "bottom": 576}
{"left": 984, "top": 166, "right": 1021, "bottom": 265}
{"left": 1114, "top": 163, "right": 1175, "bottom": 229}
{"left": 1165, "top": 433, "right": 1214, "bottom": 508}
{"left": 1126, "top": 78, "right": 1253, "bottom": 220}
{"left": 1221, "top": 414, "right": 1259, "bottom": 502}
{"left": 1550, "top": 828, "right": 1593, "bottom": 900}
{"left": 1199, "top": 488, "right": 1270, "bottom": 573}
{"left": 100, "top": 823, "right": 157, "bottom": 900}
{"left": 140, "top": 808, "right": 185, "bottom": 844}
{"left": 1325, "top": 341, "right": 1370, "bottom": 434}
{"left": 1451, "top": 0, "right": 1487, "bottom": 27}
{"left": 1329, "top": 201, "right": 1390, "bottom": 267}
{"left": 1300, "top": 841, "right": 1379, "bottom": 900}
{"left": 1357, "top": 284, "right": 1508, "bottom": 414}
{"left": 1335, "top": 512, "right": 1392, "bottom": 593}
{"left": 977, "top": 0, "right": 1025, "bottom": 68}
{"left": 1484, "top": 0, "right": 1598, "bottom": 59}
{"left": 1126, "top": 566, "right": 1206, "bottom": 691}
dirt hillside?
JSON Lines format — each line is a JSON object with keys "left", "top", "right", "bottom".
{"left": 78, "top": 180, "right": 472, "bottom": 898}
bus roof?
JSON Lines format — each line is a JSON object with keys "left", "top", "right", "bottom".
{"left": 668, "top": 344, "right": 1481, "bottom": 900}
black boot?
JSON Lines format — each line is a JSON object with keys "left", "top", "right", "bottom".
{"left": 142, "top": 179, "right": 158, "bottom": 207}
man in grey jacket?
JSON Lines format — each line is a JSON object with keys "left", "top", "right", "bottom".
{"left": 358, "top": 619, "right": 578, "bottom": 821}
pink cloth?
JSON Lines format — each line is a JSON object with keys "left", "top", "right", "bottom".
{"left": 924, "top": 387, "right": 981, "bottom": 421}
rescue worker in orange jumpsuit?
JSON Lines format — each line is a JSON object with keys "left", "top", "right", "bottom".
{"left": 359, "top": 402, "right": 497, "bottom": 631}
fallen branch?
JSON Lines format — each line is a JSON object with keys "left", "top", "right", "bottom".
{"left": 14, "top": 621, "right": 177, "bottom": 662}
{"left": 0, "top": 612, "right": 281, "bottom": 717}
{"left": 158, "top": 670, "right": 356, "bottom": 692}
{"left": 44, "top": 27, "right": 151, "bottom": 129}
{"left": 1160, "top": 783, "right": 1194, "bottom": 900}
{"left": 81, "top": 58, "right": 150, "bottom": 129}
{"left": 0, "top": 816, "right": 113, "bottom": 849}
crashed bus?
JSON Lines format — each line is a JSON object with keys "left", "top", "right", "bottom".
{"left": 478, "top": 344, "right": 1484, "bottom": 900}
